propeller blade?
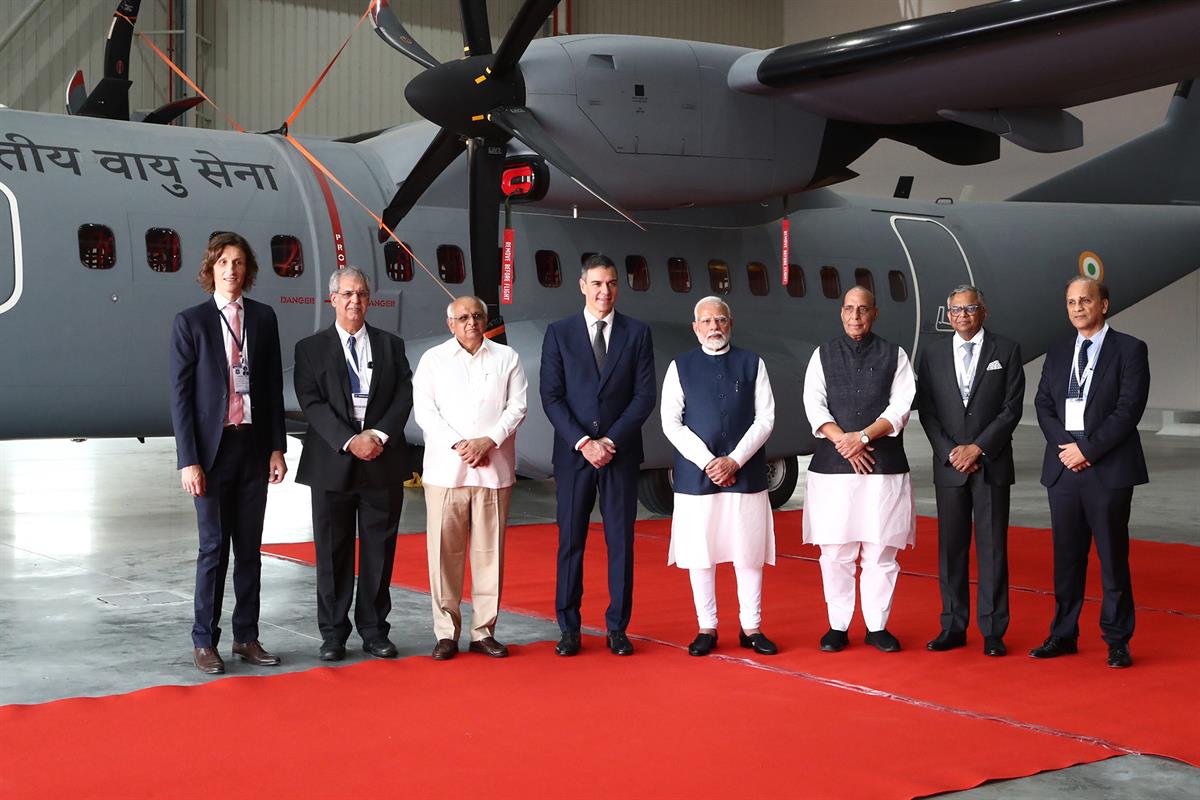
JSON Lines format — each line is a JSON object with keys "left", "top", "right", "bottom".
{"left": 139, "top": 95, "right": 204, "bottom": 125}
{"left": 378, "top": 127, "right": 466, "bottom": 242}
{"left": 370, "top": 0, "right": 441, "bottom": 70}
{"left": 491, "top": 0, "right": 559, "bottom": 76}
{"left": 489, "top": 107, "right": 645, "bottom": 231}
{"left": 468, "top": 138, "right": 507, "bottom": 342}
{"left": 65, "top": 70, "right": 87, "bottom": 116}
{"left": 459, "top": 0, "right": 492, "bottom": 57}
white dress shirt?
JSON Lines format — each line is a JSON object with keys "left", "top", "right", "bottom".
{"left": 954, "top": 328, "right": 985, "bottom": 406}
{"left": 1070, "top": 323, "right": 1109, "bottom": 406}
{"left": 214, "top": 293, "right": 251, "bottom": 424}
{"left": 575, "top": 308, "right": 615, "bottom": 451}
{"left": 335, "top": 322, "right": 389, "bottom": 450}
{"left": 413, "top": 336, "right": 528, "bottom": 489}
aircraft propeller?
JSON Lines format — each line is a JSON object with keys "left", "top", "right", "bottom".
{"left": 371, "top": 0, "right": 639, "bottom": 340}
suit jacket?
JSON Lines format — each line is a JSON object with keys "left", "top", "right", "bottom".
{"left": 293, "top": 323, "right": 412, "bottom": 492}
{"left": 916, "top": 330, "right": 1024, "bottom": 487}
{"left": 1034, "top": 327, "right": 1149, "bottom": 489}
{"left": 170, "top": 295, "right": 287, "bottom": 472}
{"left": 540, "top": 310, "right": 656, "bottom": 471}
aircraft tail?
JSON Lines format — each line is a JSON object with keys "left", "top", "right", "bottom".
{"left": 1010, "top": 80, "right": 1200, "bottom": 205}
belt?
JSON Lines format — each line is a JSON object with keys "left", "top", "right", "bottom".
{"left": 224, "top": 423, "right": 253, "bottom": 432}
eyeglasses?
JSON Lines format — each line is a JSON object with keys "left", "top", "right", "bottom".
{"left": 696, "top": 316, "right": 730, "bottom": 327}
{"left": 841, "top": 305, "right": 873, "bottom": 317}
{"left": 336, "top": 290, "right": 370, "bottom": 300}
{"left": 452, "top": 312, "right": 487, "bottom": 323}
{"left": 948, "top": 304, "right": 982, "bottom": 316}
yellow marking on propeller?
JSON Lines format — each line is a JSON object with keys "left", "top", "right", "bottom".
{"left": 485, "top": 67, "right": 492, "bottom": 74}
{"left": 471, "top": 114, "right": 485, "bottom": 121}
{"left": 474, "top": 74, "right": 487, "bottom": 84}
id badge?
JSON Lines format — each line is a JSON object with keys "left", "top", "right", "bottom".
{"left": 1064, "top": 398, "right": 1085, "bottom": 432}
{"left": 352, "top": 392, "right": 369, "bottom": 422}
{"left": 232, "top": 363, "right": 251, "bottom": 395}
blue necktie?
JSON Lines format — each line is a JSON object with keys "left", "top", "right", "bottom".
{"left": 1067, "top": 339, "right": 1091, "bottom": 400}
{"left": 347, "top": 335, "right": 361, "bottom": 394}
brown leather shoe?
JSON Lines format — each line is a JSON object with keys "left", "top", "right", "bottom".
{"left": 193, "top": 647, "right": 225, "bottom": 674}
{"left": 468, "top": 636, "right": 509, "bottom": 658}
{"left": 232, "top": 640, "right": 281, "bottom": 666}
{"left": 431, "top": 639, "right": 458, "bottom": 660}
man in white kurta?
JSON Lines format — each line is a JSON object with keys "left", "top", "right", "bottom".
{"left": 661, "top": 297, "right": 778, "bottom": 657}
{"left": 802, "top": 287, "right": 916, "bottom": 653}
{"left": 413, "top": 296, "right": 527, "bottom": 661}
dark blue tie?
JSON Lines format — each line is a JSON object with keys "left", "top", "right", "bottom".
{"left": 347, "top": 335, "right": 361, "bottom": 394}
{"left": 1067, "top": 339, "right": 1091, "bottom": 400}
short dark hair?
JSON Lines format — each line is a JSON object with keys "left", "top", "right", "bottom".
{"left": 1066, "top": 275, "right": 1110, "bottom": 305}
{"left": 580, "top": 253, "right": 616, "bottom": 279}
{"left": 199, "top": 232, "right": 259, "bottom": 294}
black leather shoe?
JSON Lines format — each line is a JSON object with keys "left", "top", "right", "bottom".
{"left": 1029, "top": 637, "right": 1078, "bottom": 659}
{"left": 1107, "top": 643, "right": 1132, "bottom": 669}
{"left": 363, "top": 638, "right": 399, "bottom": 659}
{"left": 319, "top": 641, "right": 346, "bottom": 662}
{"left": 193, "top": 647, "right": 225, "bottom": 674}
{"left": 607, "top": 630, "right": 634, "bottom": 655}
{"left": 468, "top": 637, "right": 508, "bottom": 658}
{"left": 739, "top": 629, "right": 778, "bottom": 655}
{"left": 926, "top": 630, "right": 966, "bottom": 651}
{"left": 555, "top": 631, "right": 581, "bottom": 657}
{"left": 688, "top": 632, "right": 718, "bottom": 656}
{"left": 819, "top": 628, "right": 849, "bottom": 652}
{"left": 983, "top": 636, "right": 1007, "bottom": 657}
{"left": 865, "top": 629, "right": 901, "bottom": 653}
{"left": 432, "top": 638, "right": 458, "bottom": 660}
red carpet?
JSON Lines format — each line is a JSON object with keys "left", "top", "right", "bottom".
{"left": 265, "top": 511, "right": 1200, "bottom": 769}
{"left": 0, "top": 642, "right": 1114, "bottom": 800}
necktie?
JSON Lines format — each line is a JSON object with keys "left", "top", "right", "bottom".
{"left": 347, "top": 335, "right": 361, "bottom": 394}
{"left": 592, "top": 320, "right": 607, "bottom": 372}
{"left": 1068, "top": 339, "right": 1092, "bottom": 400}
{"left": 960, "top": 341, "right": 975, "bottom": 402}
{"left": 225, "top": 302, "right": 244, "bottom": 425}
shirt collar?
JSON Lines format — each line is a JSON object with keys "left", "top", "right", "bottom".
{"left": 583, "top": 308, "right": 613, "bottom": 329}
{"left": 451, "top": 336, "right": 489, "bottom": 359}
{"left": 335, "top": 322, "right": 367, "bottom": 345}
{"left": 1076, "top": 322, "right": 1109, "bottom": 349}
{"left": 213, "top": 293, "right": 242, "bottom": 312}
{"left": 701, "top": 343, "right": 731, "bottom": 355}
{"left": 955, "top": 328, "right": 985, "bottom": 349}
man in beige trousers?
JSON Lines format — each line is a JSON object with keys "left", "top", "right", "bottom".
{"left": 412, "top": 296, "right": 528, "bottom": 660}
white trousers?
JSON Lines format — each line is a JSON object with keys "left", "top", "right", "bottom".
{"left": 818, "top": 542, "right": 900, "bottom": 632}
{"left": 688, "top": 566, "right": 763, "bottom": 630}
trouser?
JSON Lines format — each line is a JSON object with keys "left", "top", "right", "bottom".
{"left": 191, "top": 426, "right": 268, "bottom": 648}
{"left": 424, "top": 484, "right": 512, "bottom": 642}
{"left": 818, "top": 542, "right": 900, "bottom": 632}
{"left": 687, "top": 566, "right": 764, "bottom": 631}
{"left": 934, "top": 472, "right": 1011, "bottom": 637}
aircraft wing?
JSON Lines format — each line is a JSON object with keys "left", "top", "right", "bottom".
{"left": 729, "top": 0, "right": 1200, "bottom": 153}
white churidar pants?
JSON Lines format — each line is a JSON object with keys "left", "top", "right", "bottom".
{"left": 688, "top": 566, "right": 763, "bottom": 630}
{"left": 818, "top": 542, "right": 900, "bottom": 632}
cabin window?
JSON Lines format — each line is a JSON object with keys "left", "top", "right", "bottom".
{"left": 746, "top": 262, "right": 770, "bottom": 296}
{"left": 536, "top": 250, "right": 562, "bottom": 288}
{"left": 384, "top": 241, "right": 414, "bottom": 282}
{"left": 820, "top": 267, "right": 841, "bottom": 299}
{"left": 707, "top": 260, "right": 731, "bottom": 295}
{"left": 79, "top": 224, "right": 116, "bottom": 270}
{"left": 437, "top": 244, "right": 465, "bottom": 283}
{"left": 271, "top": 235, "right": 303, "bottom": 277}
{"left": 888, "top": 270, "right": 908, "bottom": 301}
{"left": 855, "top": 268, "right": 875, "bottom": 294}
{"left": 146, "top": 228, "right": 181, "bottom": 273}
{"left": 786, "top": 265, "right": 806, "bottom": 298}
{"left": 625, "top": 255, "right": 650, "bottom": 291}
{"left": 668, "top": 257, "right": 691, "bottom": 293}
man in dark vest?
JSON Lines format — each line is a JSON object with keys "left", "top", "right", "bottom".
{"left": 802, "top": 286, "right": 917, "bottom": 653}
{"left": 661, "top": 297, "right": 778, "bottom": 657}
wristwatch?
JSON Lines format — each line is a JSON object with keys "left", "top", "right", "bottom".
{"left": 858, "top": 431, "right": 870, "bottom": 445}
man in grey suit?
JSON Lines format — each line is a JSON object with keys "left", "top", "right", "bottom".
{"left": 916, "top": 285, "right": 1024, "bottom": 657}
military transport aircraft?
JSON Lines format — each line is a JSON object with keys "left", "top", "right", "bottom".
{"left": 1, "top": 0, "right": 1198, "bottom": 514}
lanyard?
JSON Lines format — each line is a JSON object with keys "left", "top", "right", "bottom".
{"left": 218, "top": 304, "right": 246, "bottom": 358}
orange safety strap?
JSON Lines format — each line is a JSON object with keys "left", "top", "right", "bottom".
{"left": 286, "top": 4, "right": 373, "bottom": 129}
{"left": 285, "top": 133, "right": 454, "bottom": 301}
{"left": 135, "top": 32, "right": 244, "bottom": 132}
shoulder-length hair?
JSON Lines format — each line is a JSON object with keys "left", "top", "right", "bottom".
{"left": 198, "top": 232, "right": 260, "bottom": 294}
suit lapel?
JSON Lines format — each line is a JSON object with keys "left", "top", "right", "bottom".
{"left": 573, "top": 313, "right": 600, "bottom": 381}
{"left": 325, "top": 325, "right": 354, "bottom": 413}
{"left": 364, "top": 324, "right": 383, "bottom": 417}
{"left": 241, "top": 298, "right": 258, "bottom": 371}
{"left": 598, "top": 312, "right": 626, "bottom": 390}
{"left": 1085, "top": 330, "right": 1115, "bottom": 410}
{"left": 205, "top": 299, "right": 229, "bottom": 376}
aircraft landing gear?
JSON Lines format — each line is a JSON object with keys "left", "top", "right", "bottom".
{"left": 637, "top": 468, "right": 674, "bottom": 516}
{"left": 766, "top": 456, "right": 799, "bottom": 509}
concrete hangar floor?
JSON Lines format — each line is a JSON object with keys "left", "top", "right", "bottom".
{"left": 1, "top": 418, "right": 1197, "bottom": 799}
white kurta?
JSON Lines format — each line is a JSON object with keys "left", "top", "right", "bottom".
{"left": 800, "top": 345, "right": 917, "bottom": 549}
{"left": 661, "top": 347, "right": 776, "bottom": 569}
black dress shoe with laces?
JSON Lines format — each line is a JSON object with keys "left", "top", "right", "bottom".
{"left": 819, "top": 628, "right": 849, "bottom": 652}
{"left": 319, "top": 641, "right": 346, "bottom": 662}
{"left": 607, "top": 630, "right": 634, "bottom": 656}
{"left": 1107, "top": 643, "right": 1132, "bottom": 669}
{"left": 865, "top": 629, "right": 901, "bottom": 652}
{"left": 926, "top": 630, "right": 967, "bottom": 651}
{"left": 555, "top": 631, "right": 581, "bottom": 657}
{"left": 688, "top": 632, "right": 718, "bottom": 656}
{"left": 1028, "top": 637, "right": 1078, "bottom": 659}
{"left": 739, "top": 629, "right": 778, "bottom": 655}
{"left": 983, "top": 636, "right": 1007, "bottom": 657}
{"left": 363, "top": 638, "right": 399, "bottom": 659}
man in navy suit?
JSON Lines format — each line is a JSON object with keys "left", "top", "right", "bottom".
{"left": 170, "top": 232, "right": 288, "bottom": 675}
{"left": 540, "top": 254, "right": 656, "bottom": 656}
{"left": 1030, "top": 276, "right": 1149, "bottom": 669}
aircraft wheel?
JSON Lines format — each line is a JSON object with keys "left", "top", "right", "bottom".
{"left": 638, "top": 468, "right": 674, "bottom": 516}
{"left": 766, "top": 456, "right": 799, "bottom": 509}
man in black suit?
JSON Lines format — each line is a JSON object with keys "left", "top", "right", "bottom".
{"left": 1030, "top": 276, "right": 1149, "bottom": 669}
{"left": 540, "top": 254, "right": 656, "bottom": 656}
{"left": 170, "top": 232, "right": 288, "bottom": 675}
{"left": 294, "top": 266, "right": 413, "bottom": 662}
{"left": 917, "top": 285, "right": 1024, "bottom": 657}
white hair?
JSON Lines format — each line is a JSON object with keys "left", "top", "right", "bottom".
{"left": 329, "top": 266, "right": 370, "bottom": 294}
{"left": 446, "top": 295, "right": 486, "bottom": 319}
{"left": 693, "top": 295, "right": 731, "bottom": 321}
